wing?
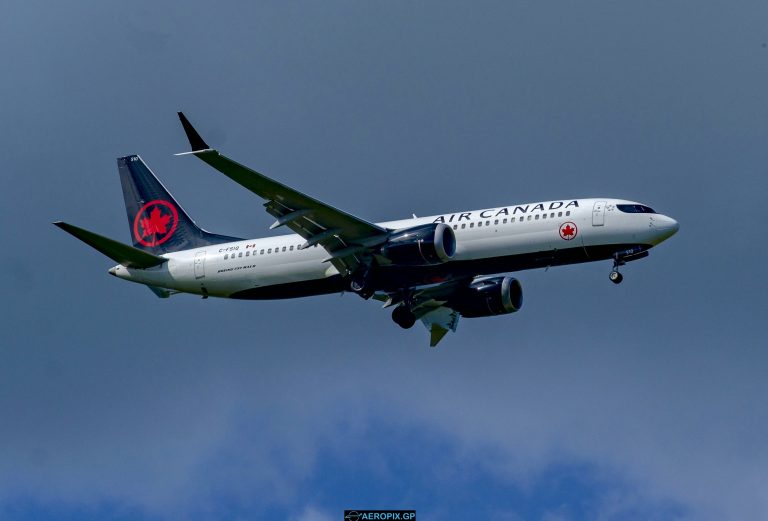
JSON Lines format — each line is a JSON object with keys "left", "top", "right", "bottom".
{"left": 176, "top": 112, "right": 389, "bottom": 276}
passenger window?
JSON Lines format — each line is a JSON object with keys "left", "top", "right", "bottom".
{"left": 486, "top": 220, "right": 490, "bottom": 226}
{"left": 535, "top": 215, "right": 539, "bottom": 220}
{"left": 566, "top": 211, "right": 571, "bottom": 216}
{"left": 238, "top": 252, "right": 243, "bottom": 257}
{"left": 558, "top": 212, "right": 563, "bottom": 217}
{"left": 503, "top": 218, "right": 507, "bottom": 224}
{"left": 527, "top": 216, "right": 531, "bottom": 221}
{"left": 246, "top": 251, "right": 250, "bottom": 256}
{"left": 494, "top": 219, "right": 499, "bottom": 225}
{"left": 550, "top": 213, "right": 555, "bottom": 218}
{"left": 224, "top": 254, "right": 228, "bottom": 259}
{"left": 461, "top": 223, "right": 466, "bottom": 229}
{"left": 282, "top": 246, "right": 286, "bottom": 252}
{"left": 260, "top": 249, "right": 264, "bottom": 255}
{"left": 290, "top": 245, "right": 294, "bottom": 251}
{"left": 470, "top": 222, "right": 474, "bottom": 228}
{"left": 268, "top": 248, "right": 272, "bottom": 253}
{"left": 542, "top": 214, "right": 546, "bottom": 219}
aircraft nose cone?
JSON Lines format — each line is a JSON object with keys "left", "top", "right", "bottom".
{"left": 652, "top": 215, "right": 679, "bottom": 243}
{"left": 670, "top": 218, "right": 680, "bottom": 235}
{"left": 662, "top": 216, "right": 680, "bottom": 234}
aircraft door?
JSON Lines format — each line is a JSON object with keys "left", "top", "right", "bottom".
{"left": 194, "top": 251, "right": 206, "bottom": 279}
{"left": 592, "top": 201, "right": 606, "bottom": 226}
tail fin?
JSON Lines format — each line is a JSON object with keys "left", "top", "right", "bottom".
{"left": 118, "top": 155, "right": 241, "bottom": 254}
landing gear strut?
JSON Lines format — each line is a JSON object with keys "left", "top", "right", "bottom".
{"left": 609, "top": 254, "right": 625, "bottom": 284}
{"left": 392, "top": 306, "right": 416, "bottom": 329}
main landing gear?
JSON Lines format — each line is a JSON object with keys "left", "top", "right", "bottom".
{"left": 392, "top": 305, "right": 417, "bottom": 329}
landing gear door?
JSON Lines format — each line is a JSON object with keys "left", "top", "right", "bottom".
{"left": 194, "top": 251, "right": 206, "bottom": 279}
{"left": 592, "top": 201, "right": 606, "bottom": 226}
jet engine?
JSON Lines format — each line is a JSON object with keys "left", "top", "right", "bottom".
{"left": 380, "top": 223, "right": 456, "bottom": 266}
{"left": 452, "top": 276, "right": 523, "bottom": 318}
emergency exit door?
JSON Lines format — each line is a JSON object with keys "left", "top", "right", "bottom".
{"left": 194, "top": 251, "right": 206, "bottom": 279}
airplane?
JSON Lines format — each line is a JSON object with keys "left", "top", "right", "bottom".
{"left": 55, "top": 113, "right": 679, "bottom": 346}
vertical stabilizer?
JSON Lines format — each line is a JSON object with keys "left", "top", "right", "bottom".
{"left": 118, "top": 155, "right": 240, "bottom": 254}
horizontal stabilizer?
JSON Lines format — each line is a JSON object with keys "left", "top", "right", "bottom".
{"left": 147, "top": 285, "right": 175, "bottom": 298}
{"left": 54, "top": 222, "right": 167, "bottom": 269}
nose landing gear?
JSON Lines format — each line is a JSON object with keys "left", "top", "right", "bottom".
{"left": 607, "top": 248, "right": 651, "bottom": 284}
{"left": 609, "top": 253, "right": 625, "bottom": 284}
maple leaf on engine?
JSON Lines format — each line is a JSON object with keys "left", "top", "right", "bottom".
{"left": 140, "top": 207, "right": 171, "bottom": 238}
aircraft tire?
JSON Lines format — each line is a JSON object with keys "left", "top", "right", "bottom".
{"left": 392, "top": 306, "right": 416, "bottom": 329}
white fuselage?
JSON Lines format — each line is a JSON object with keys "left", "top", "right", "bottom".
{"left": 110, "top": 198, "right": 679, "bottom": 298}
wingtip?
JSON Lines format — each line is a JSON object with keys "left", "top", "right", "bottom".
{"left": 53, "top": 221, "right": 81, "bottom": 236}
{"left": 429, "top": 325, "right": 449, "bottom": 347}
{"left": 177, "top": 111, "right": 210, "bottom": 152}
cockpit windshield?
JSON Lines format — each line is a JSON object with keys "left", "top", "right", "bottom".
{"left": 617, "top": 204, "right": 655, "bottom": 214}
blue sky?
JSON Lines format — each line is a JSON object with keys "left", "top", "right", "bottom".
{"left": 1, "top": 1, "right": 767, "bottom": 520}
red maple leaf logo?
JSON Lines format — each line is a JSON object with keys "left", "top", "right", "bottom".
{"left": 133, "top": 200, "right": 179, "bottom": 247}
{"left": 559, "top": 222, "right": 577, "bottom": 240}
{"left": 140, "top": 207, "right": 172, "bottom": 238}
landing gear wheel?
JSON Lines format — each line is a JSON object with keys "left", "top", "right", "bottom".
{"left": 392, "top": 306, "right": 417, "bottom": 329}
{"left": 609, "top": 270, "right": 623, "bottom": 284}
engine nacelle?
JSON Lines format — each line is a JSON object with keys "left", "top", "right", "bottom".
{"left": 381, "top": 223, "right": 456, "bottom": 266}
{"left": 452, "top": 276, "right": 523, "bottom": 318}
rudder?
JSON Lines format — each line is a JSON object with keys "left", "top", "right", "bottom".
{"left": 118, "top": 155, "right": 241, "bottom": 254}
